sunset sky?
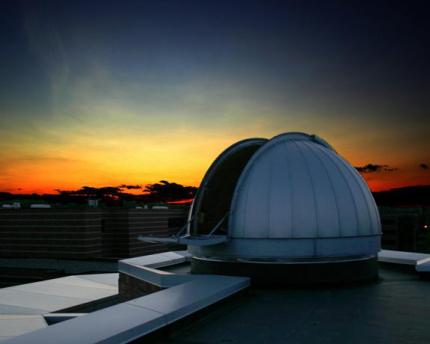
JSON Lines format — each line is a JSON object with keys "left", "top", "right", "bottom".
{"left": 1, "top": 0, "right": 429, "bottom": 194}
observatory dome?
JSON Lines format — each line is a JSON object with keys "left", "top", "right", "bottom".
{"left": 230, "top": 133, "right": 380, "bottom": 243}
{"left": 187, "top": 132, "right": 381, "bottom": 285}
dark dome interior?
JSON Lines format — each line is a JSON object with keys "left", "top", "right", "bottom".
{"left": 190, "top": 138, "right": 267, "bottom": 235}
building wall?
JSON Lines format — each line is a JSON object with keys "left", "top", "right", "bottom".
{"left": 102, "top": 208, "right": 187, "bottom": 258}
{"left": 0, "top": 207, "right": 188, "bottom": 260}
{"left": 380, "top": 207, "right": 430, "bottom": 253}
{"left": 0, "top": 209, "right": 103, "bottom": 259}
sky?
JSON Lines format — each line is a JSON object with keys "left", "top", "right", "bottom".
{"left": 0, "top": 0, "right": 429, "bottom": 194}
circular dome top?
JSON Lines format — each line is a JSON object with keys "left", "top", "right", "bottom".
{"left": 229, "top": 132, "right": 381, "bottom": 240}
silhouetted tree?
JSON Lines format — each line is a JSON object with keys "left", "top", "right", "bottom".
{"left": 0, "top": 182, "right": 197, "bottom": 206}
{"left": 143, "top": 180, "right": 197, "bottom": 203}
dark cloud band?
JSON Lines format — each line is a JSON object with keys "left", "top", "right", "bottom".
{"left": 355, "top": 164, "right": 397, "bottom": 173}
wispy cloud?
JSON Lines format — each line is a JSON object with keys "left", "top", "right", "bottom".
{"left": 21, "top": 5, "right": 69, "bottom": 112}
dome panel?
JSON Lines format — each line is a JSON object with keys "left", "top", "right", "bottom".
{"left": 285, "top": 141, "right": 318, "bottom": 238}
{"left": 323, "top": 146, "right": 373, "bottom": 236}
{"left": 229, "top": 133, "right": 381, "bottom": 240}
{"left": 339, "top": 156, "right": 381, "bottom": 236}
{"left": 266, "top": 143, "right": 293, "bottom": 238}
{"left": 298, "top": 141, "right": 341, "bottom": 237}
{"left": 310, "top": 143, "right": 360, "bottom": 237}
{"left": 239, "top": 151, "right": 272, "bottom": 238}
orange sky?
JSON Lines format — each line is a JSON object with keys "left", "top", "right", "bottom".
{"left": 1, "top": 126, "right": 429, "bottom": 194}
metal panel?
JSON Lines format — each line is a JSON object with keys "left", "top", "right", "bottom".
{"left": 267, "top": 143, "right": 293, "bottom": 238}
{"left": 229, "top": 132, "right": 380, "bottom": 246}
{"left": 288, "top": 141, "right": 318, "bottom": 238}
{"left": 190, "top": 236, "right": 380, "bottom": 259}
{"left": 300, "top": 141, "right": 340, "bottom": 237}
{"left": 312, "top": 144, "right": 359, "bottom": 237}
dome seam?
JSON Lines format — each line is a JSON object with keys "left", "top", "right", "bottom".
{"left": 267, "top": 153, "right": 273, "bottom": 239}
{"left": 314, "top": 144, "right": 360, "bottom": 237}
{"left": 282, "top": 141, "right": 294, "bottom": 238}
{"left": 302, "top": 141, "right": 342, "bottom": 237}
{"left": 339, "top": 157, "right": 381, "bottom": 235}
{"left": 330, "top": 153, "right": 373, "bottom": 236}
{"left": 293, "top": 141, "right": 320, "bottom": 247}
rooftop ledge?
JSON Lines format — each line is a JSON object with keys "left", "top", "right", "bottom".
{"left": 378, "top": 249, "right": 430, "bottom": 272}
{"left": 4, "top": 251, "right": 250, "bottom": 344}
{"left": 4, "top": 249, "right": 430, "bottom": 343}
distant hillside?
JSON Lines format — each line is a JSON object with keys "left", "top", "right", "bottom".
{"left": 373, "top": 185, "right": 430, "bottom": 207}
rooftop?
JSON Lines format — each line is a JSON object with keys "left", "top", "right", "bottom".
{"left": 3, "top": 250, "right": 430, "bottom": 343}
{"left": 150, "top": 264, "right": 430, "bottom": 344}
{"left": 0, "top": 274, "right": 118, "bottom": 342}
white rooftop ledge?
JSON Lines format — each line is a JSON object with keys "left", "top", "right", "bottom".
{"left": 118, "top": 251, "right": 193, "bottom": 288}
{"left": 378, "top": 249, "right": 430, "bottom": 273}
{"left": 4, "top": 251, "right": 250, "bottom": 343}
{"left": 0, "top": 274, "right": 118, "bottom": 342}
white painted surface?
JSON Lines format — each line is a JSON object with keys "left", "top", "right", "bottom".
{"left": 378, "top": 249, "right": 430, "bottom": 265}
{"left": 0, "top": 274, "right": 118, "bottom": 342}
{"left": 378, "top": 249, "right": 430, "bottom": 274}
{"left": 0, "top": 315, "right": 47, "bottom": 342}
{"left": 118, "top": 251, "right": 192, "bottom": 288}
{"left": 188, "top": 132, "right": 380, "bottom": 259}
{"left": 230, "top": 133, "right": 381, "bottom": 242}
{"left": 128, "top": 275, "right": 249, "bottom": 324}
{"left": 0, "top": 274, "right": 118, "bottom": 315}
{"left": 416, "top": 258, "right": 430, "bottom": 272}
{"left": 5, "top": 252, "right": 250, "bottom": 344}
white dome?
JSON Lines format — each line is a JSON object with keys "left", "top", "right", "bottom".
{"left": 189, "top": 132, "right": 381, "bottom": 260}
{"left": 229, "top": 132, "right": 381, "bottom": 240}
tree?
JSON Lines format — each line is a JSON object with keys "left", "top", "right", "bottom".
{"left": 143, "top": 180, "right": 197, "bottom": 203}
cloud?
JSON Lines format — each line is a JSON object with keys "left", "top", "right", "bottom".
{"left": 22, "top": 5, "right": 69, "bottom": 110}
{"left": 420, "top": 163, "right": 429, "bottom": 170}
{"left": 355, "top": 164, "right": 397, "bottom": 173}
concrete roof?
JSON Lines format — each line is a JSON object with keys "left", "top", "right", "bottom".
{"left": 151, "top": 265, "right": 430, "bottom": 344}
{"left": 3, "top": 250, "right": 430, "bottom": 343}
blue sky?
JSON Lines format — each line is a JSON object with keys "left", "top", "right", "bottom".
{"left": 1, "top": 0, "right": 429, "bottom": 192}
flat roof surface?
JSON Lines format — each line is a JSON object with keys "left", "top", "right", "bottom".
{"left": 159, "top": 262, "right": 191, "bottom": 275}
{"left": 0, "top": 274, "right": 118, "bottom": 342}
{"left": 0, "top": 258, "right": 117, "bottom": 273}
{"left": 150, "top": 265, "right": 430, "bottom": 344}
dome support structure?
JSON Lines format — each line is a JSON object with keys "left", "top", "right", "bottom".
{"left": 139, "top": 212, "right": 230, "bottom": 247}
